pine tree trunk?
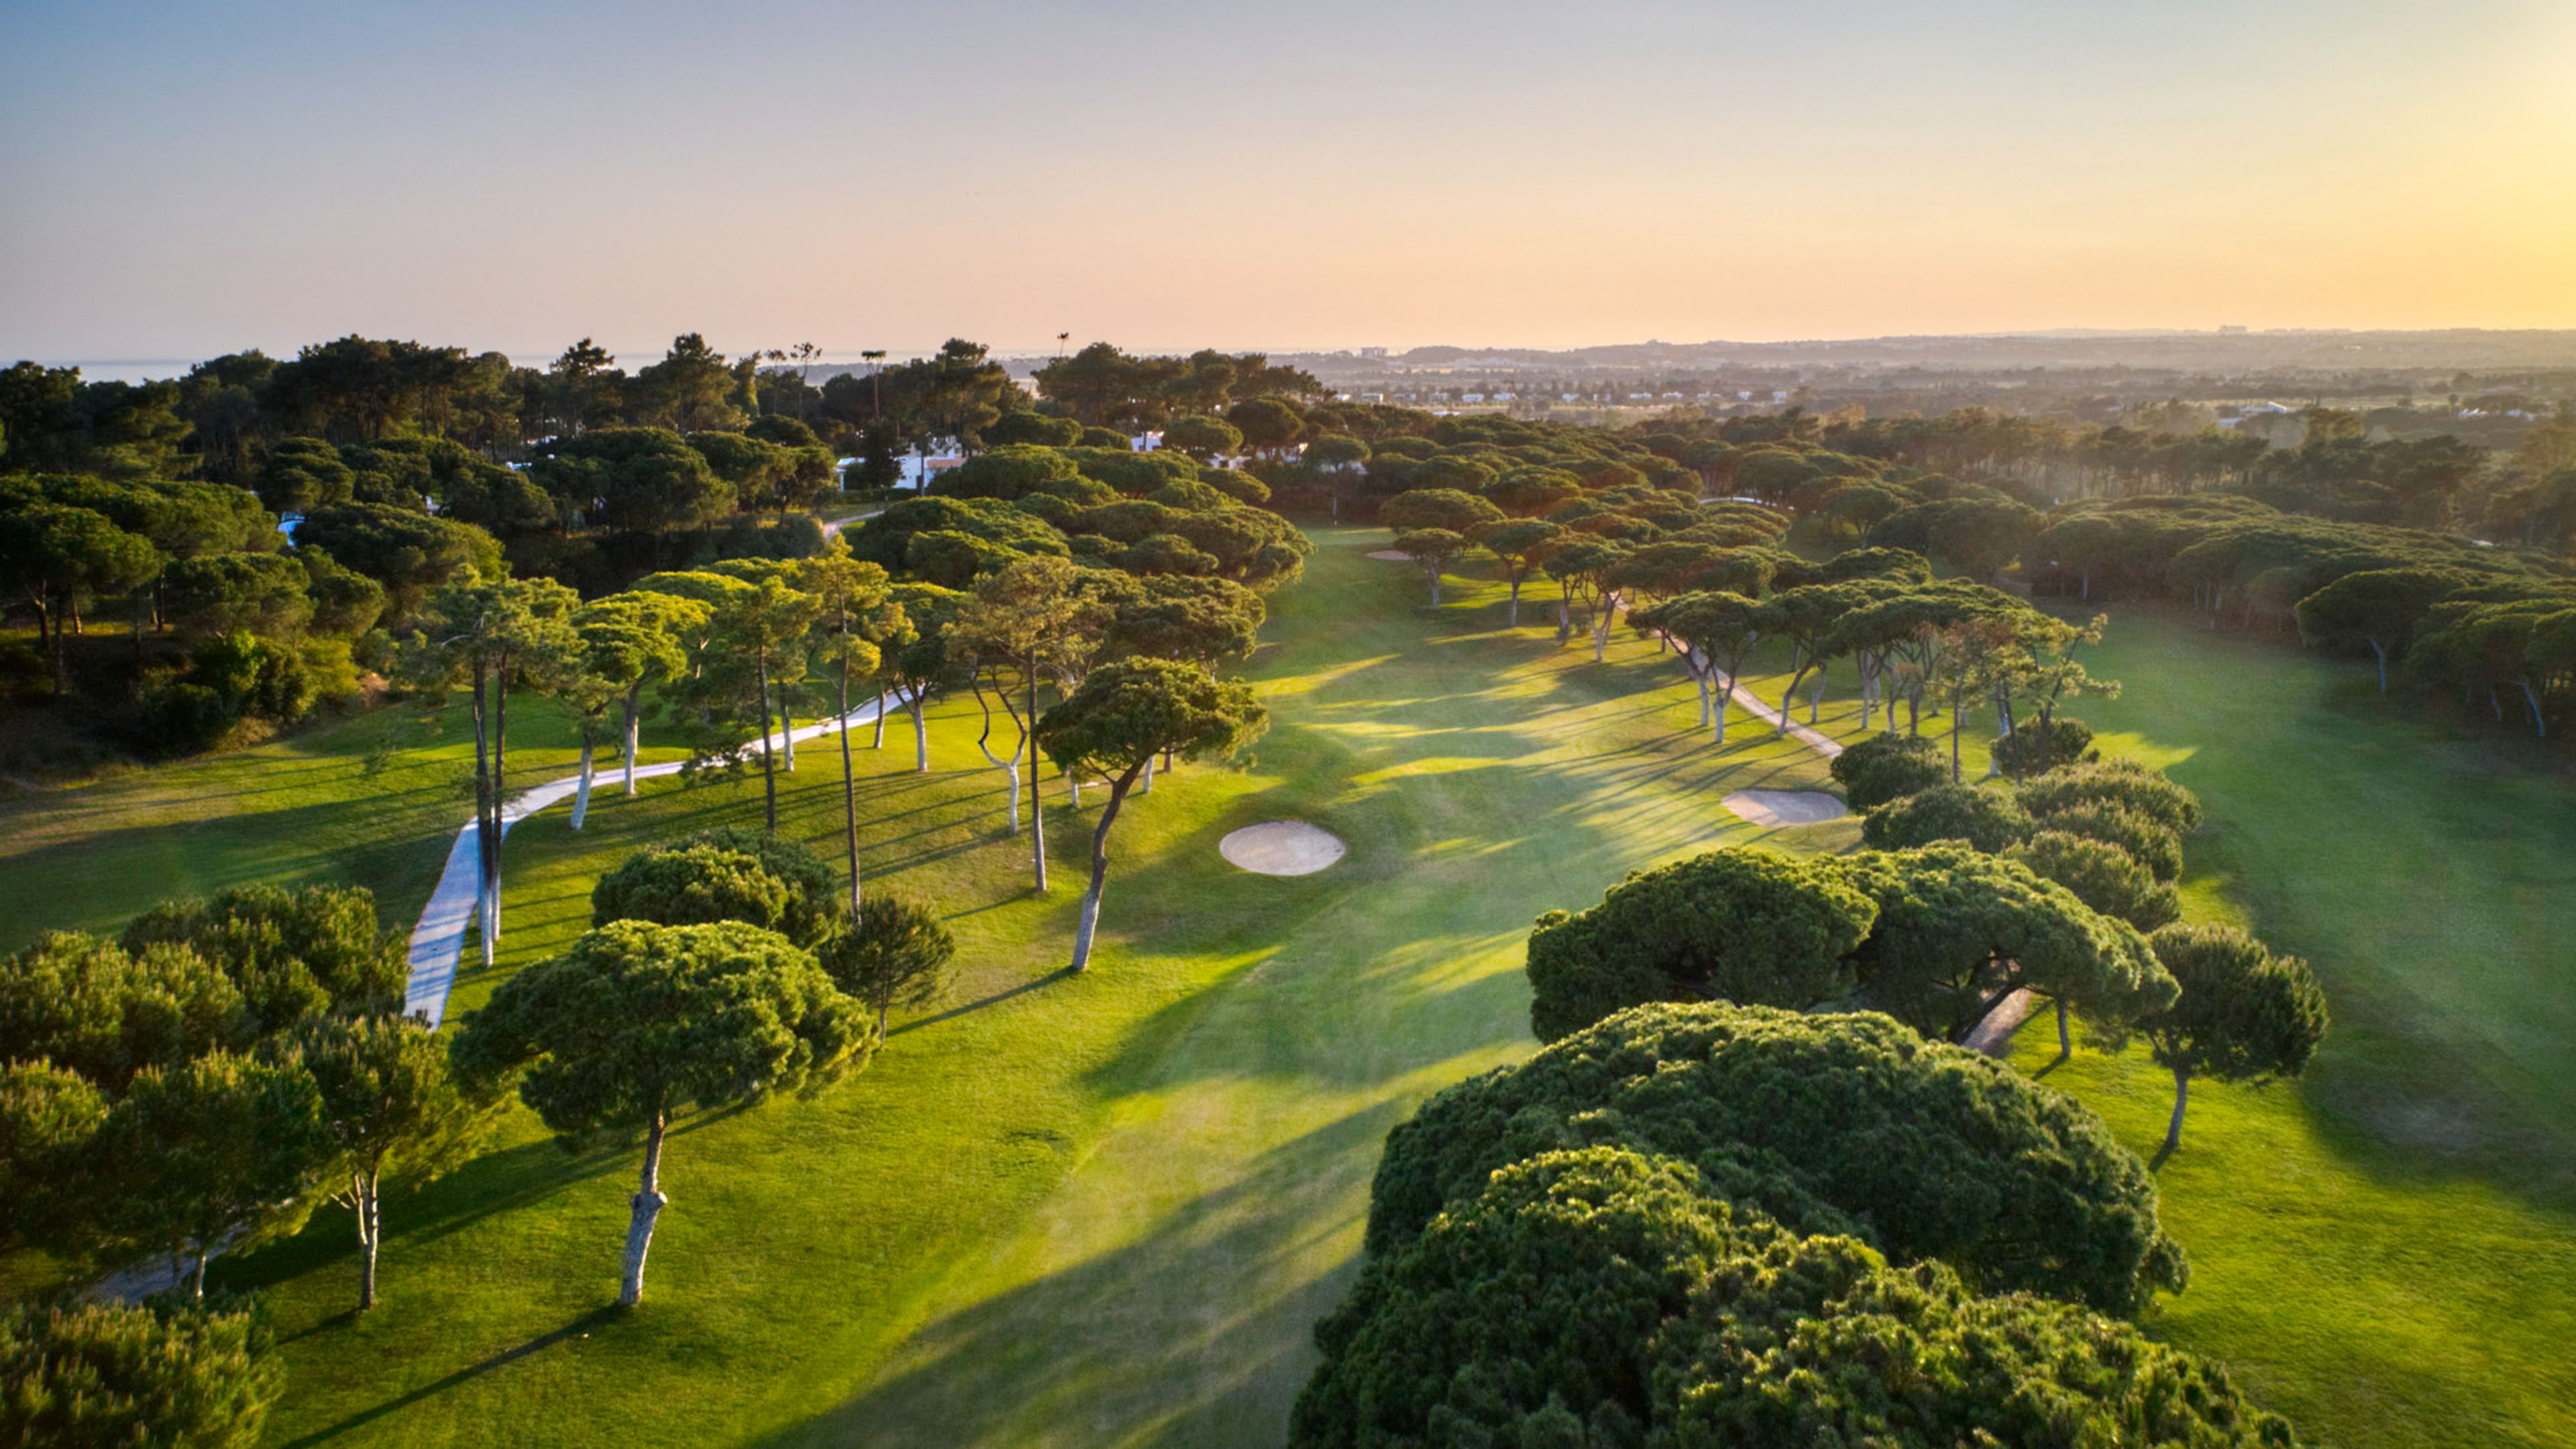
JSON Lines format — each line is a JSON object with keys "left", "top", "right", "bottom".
{"left": 620, "top": 1112, "right": 669, "bottom": 1308}
{"left": 873, "top": 687, "right": 887, "bottom": 749}
{"left": 1506, "top": 577, "right": 1521, "bottom": 626}
{"left": 356, "top": 1170, "right": 381, "bottom": 1310}
{"left": 1071, "top": 771, "right": 1138, "bottom": 972}
{"left": 840, "top": 663, "right": 861, "bottom": 912}
{"left": 623, "top": 687, "right": 643, "bottom": 796}
{"left": 911, "top": 696, "right": 929, "bottom": 772}
{"left": 757, "top": 649, "right": 778, "bottom": 833}
{"left": 471, "top": 660, "right": 496, "bottom": 970}
{"left": 778, "top": 686, "right": 795, "bottom": 771}
{"left": 2055, "top": 999, "right": 2072, "bottom": 1062}
{"left": 1027, "top": 667, "right": 1048, "bottom": 892}
{"left": 1713, "top": 670, "right": 1733, "bottom": 744}
{"left": 2162, "top": 1064, "right": 2191, "bottom": 1158}
{"left": 571, "top": 741, "right": 595, "bottom": 830}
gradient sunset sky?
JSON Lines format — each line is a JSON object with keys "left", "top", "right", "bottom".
{"left": 5, "top": 0, "right": 2573, "bottom": 365}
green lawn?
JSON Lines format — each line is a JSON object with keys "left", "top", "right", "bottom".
{"left": 162, "top": 529, "right": 1843, "bottom": 1448}
{"left": 1996, "top": 607, "right": 2576, "bottom": 1449}
{"left": 9, "top": 533, "right": 2569, "bottom": 1448}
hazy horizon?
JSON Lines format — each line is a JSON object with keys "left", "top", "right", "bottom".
{"left": 7, "top": 0, "right": 2573, "bottom": 362}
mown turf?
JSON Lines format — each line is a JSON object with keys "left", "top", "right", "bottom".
{"left": 172, "top": 529, "right": 1841, "bottom": 1449}
{"left": 1997, "top": 606, "right": 2576, "bottom": 1449}
{"left": 12, "top": 535, "right": 2569, "bottom": 1449}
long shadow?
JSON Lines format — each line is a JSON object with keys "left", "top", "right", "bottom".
{"left": 889, "top": 966, "right": 1075, "bottom": 1036}
{"left": 747, "top": 1105, "right": 1403, "bottom": 1449}
{"left": 270, "top": 1307, "right": 623, "bottom": 1448}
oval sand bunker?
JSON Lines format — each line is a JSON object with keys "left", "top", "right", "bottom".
{"left": 1364, "top": 549, "right": 1413, "bottom": 561}
{"left": 1220, "top": 820, "right": 1348, "bottom": 876}
{"left": 1721, "top": 790, "right": 1847, "bottom": 827}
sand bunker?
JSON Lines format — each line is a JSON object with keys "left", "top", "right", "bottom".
{"left": 1220, "top": 820, "right": 1348, "bottom": 875}
{"left": 1721, "top": 790, "right": 1847, "bottom": 827}
{"left": 1364, "top": 549, "right": 1413, "bottom": 561}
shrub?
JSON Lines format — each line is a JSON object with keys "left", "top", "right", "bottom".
{"left": 2010, "top": 830, "right": 2182, "bottom": 930}
{"left": 592, "top": 829, "right": 843, "bottom": 950}
{"left": 2029, "top": 801, "right": 2186, "bottom": 881}
{"left": 1830, "top": 731, "right": 1947, "bottom": 809}
{"left": 2017, "top": 759, "right": 2202, "bottom": 834}
{"left": 1859, "top": 782, "right": 2036, "bottom": 853}
{"left": 1992, "top": 715, "right": 2097, "bottom": 777}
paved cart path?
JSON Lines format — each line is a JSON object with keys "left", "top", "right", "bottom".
{"left": 403, "top": 695, "right": 903, "bottom": 1026}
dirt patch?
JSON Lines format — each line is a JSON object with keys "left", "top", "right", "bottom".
{"left": 1364, "top": 549, "right": 1413, "bottom": 561}
{"left": 1219, "top": 820, "right": 1347, "bottom": 876}
{"left": 1721, "top": 790, "right": 1847, "bottom": 826}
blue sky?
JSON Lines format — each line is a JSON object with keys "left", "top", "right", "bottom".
{"left": 4, "top": 0, "right": 2571, "bottom": 365}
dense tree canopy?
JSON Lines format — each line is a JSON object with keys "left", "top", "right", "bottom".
{"left": 0, "top": 1296, "right": 285, "bottom": 1449}
{"left": 1370, "top": 1004, "right": 2188, "bottom": 1312}
{"left": 1297, "top": 1142, "right": 2286, "bottom": 1449}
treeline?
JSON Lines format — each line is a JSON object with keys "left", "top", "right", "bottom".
{"left": 1307, "top": 392, "right": 2574, "bottom": 745}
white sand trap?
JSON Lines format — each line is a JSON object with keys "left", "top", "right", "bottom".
{"left": 1220, "top": 820, "right": 1348, "bottom": 875}
{"left": 1722, "top": 790, "right": 1847, "bottom": 827}
{"left": 1364, "top": 549, "right": 1413, "bottom": 561}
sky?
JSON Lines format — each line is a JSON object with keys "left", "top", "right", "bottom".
{"left": 4, "top": 0, "right": 2574, "bottom": 369}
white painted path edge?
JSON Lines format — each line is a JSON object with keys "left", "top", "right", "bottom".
{"left": 402, "top": 694, "right": 904, "bottom": 1027}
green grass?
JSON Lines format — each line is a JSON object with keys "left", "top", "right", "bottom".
{"left": 12, "top": 537, "right": 2571, "bottom": 1448}
{"left": 155, "top": 530, "right": 1844, "bottom": 1448}
{"left": 0, "top": 688, "right": 685, "bottom": 955}
{"left": 1987, "top": 607, "right": 2576, "bottom": 1449}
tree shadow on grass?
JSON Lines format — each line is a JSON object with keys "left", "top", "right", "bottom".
{"left": 745, "top": 1103, "right": 1405, "bottom": 1449}
{"left": 269, "top": 1306, "right": 624, "bottom": 1448}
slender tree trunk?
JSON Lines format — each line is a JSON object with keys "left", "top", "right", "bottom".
{"left": 1807, "top": 669, "right": 1826, "bottom": 724}
{"left": 1426, "top": 566, "right": 1442, "bottom": 607}
{"left": 2161, "top": 1064, "right": 2192, "bottom": 1158}
{"left": 839, "top": 659, "right": 861, "bottom": 912}
{"left": 623, "top": 686, "right": 643, "bottom": 796}
{"left": 1949, "top": 693, "right": 1965, "bottom": 783}
{"left": 2369, "top": 641, "right": 2388, "bottom": 694}
{"left": 1070, "top": 769, "right": 1140, "bottom": 971}
{"left": 193, "top": 1250, "right": 209, "bottom": 1300}
{"left": 1714, "top": 669, "right": 1735, "bottom": 744}
{"left": 1556, "top": 594, "right": 1572, "bottom": 646}
{"left": 470, "top": 659, "right": 496, "bottom": 970}
{"left": 1591, "top": 591, "right": 1618, "bottom": 662}
{"left": 757, "top": 648, "right": 778, "bottom": 833}
{"left": 910, "top": 694, "right": 929, "bottom": 773}
{"left": 620, "top": 1111, "right": 669, "bottom": 1308}
{"left": 571, "top": 739, "right": 595, "bottom": 830}
{"left": 356, "top": 1169, "right": 381, "bottom": 1311}
{"left": 872, "top": 686, "right": 888, "bottom": 749}
{"left": 1138, "top": 753, "right": 1155, "bottom": 794}
{"left": 491, "top": 670, "right": 509, "bottom": 948}
{"left": 1027, "top": 664, "right": 1048, "bottom": 892}
{"left": 2055, "top": 999, "right": 2072, "bottom": 1063}
{"left": 1506, "top": 576, "right": 1521, "bottom": 626}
